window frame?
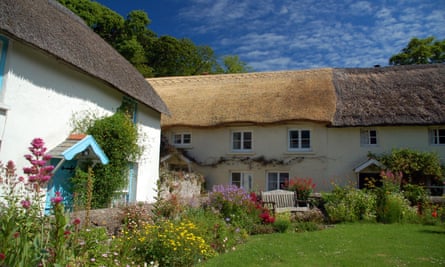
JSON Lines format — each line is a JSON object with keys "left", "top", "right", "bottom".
{"left": 266, "top": 171, "right": 290, "bottom": 191}
{"left": 172, "top": 132, "right": 192, "bottom": 146}
{"left": 360, "top": 129, "right": 378, "bottom": 146}
{"left": 430, "top": 128, "right": 445, "bottom": 145}
{"left": 231, "top": 130, "right": 253, "bottom": 152}
{"left": 288, "top": 128, "right": 311, "bottom": 152}
{"left": 230, "top": 171, "right": 253, "bottom": 191}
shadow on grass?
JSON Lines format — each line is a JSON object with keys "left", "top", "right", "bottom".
{"left": 419, "top": 228, "right": 445, "bottom": 235}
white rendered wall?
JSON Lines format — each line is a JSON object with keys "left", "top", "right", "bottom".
{"left": 0, "top": 39, "right": 161, "bottom": 202}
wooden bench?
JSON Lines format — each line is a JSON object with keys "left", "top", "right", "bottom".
{"left": 260, "top": 189, "right": 309, "bottom": 215}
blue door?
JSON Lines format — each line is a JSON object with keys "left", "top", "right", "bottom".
{"left": 45, "top": 159, "right": 77, "bottom": 214}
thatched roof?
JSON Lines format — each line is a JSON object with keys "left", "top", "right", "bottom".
{"left": 0, "top": 0, "right": 168, "bottom": 114}
{"left": 148, "top": 69, "right": 336, "bottom": 128}
{"left": 149, "top": 64, "right": 445, "bottom": 128}
{"left": 332, "top": 64, "right": 445, "bottom": 126}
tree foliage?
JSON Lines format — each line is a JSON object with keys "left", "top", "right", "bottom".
{"left": 58, "top": 0, "right": 252, "bottom": 76}
{"left": 389, "top": 36, "right": 445, "bottom": 65}
{"left": 371, "top": 148, "right": 444, "bottom": 184}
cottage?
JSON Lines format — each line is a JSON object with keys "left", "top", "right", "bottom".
{"left": 0, "top": 0, "right": 169, "bottom": 203}
{"left": 149, "top": 64, "right": 445, "bottom": 193}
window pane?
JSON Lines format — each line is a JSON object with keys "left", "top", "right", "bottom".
{"left": 243, "top": 132, "right": 252, "bottom": 150}
{"left": 183, "top": 134, "right": 191, "bottom": 144}
{"left": 289, "top": 130, "right": 299, "bottom": 148}
{"left": 173, "top": 134, "right": 182, "bottom": 144}
{"left": 232, "top": 132, "right": 241, "bottom": 149}
{"left": 279, "top": 173, "right": 289, "bottom": 189}
{"left": 267, "top": 173, "right": 278, "bottom": 190}
{"left": 369, "top": 130, "right": 377, "bottom": 144}
{"left": 301, "top": 130, "right": 310, "bottom": 148}
{"left": 231, "top": 172, "right": 241, "bottom": 187}
{"left": 439, "top": 129, "right": 445, "bottom": 144}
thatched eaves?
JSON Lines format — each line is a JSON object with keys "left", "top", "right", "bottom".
{"left": 332, "top": 64, "right": 445, "bottom": 127}
{"left": 148, "top": 69, "right": 336, "bottom": 128}
{"left": 0, "top": 0, "right": 168, "bottom": 114}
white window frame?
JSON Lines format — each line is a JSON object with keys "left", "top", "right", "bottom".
{"left": 430, "top": 128, "right": 445, "bottom": 145}
{"left": 230, "top": 171, "right": 253, "bottom": 191}
{"left": 266, "top": 171, "right": 290, "bottom": 191}
{"left": 360, "top": 129, "right": 378, "bottom": 146}
{"left": 172, "top": 132, "right": 192, "bottom": 146}
{"left": 231, "top": 130, "right": 253, "bottom": 152}
{"left": 288, "top": 129, "right": 311, "bottom": 151}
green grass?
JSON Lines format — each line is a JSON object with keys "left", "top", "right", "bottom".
{"left": 199, "top": 223, "right": 445, "bottom": 267}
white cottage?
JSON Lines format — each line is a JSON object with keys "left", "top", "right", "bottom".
{"left": 149, "top": 64, "right": 445, "bottom": 194}
{"left": 0, "top": 0, "right": 169, "bottom": 203}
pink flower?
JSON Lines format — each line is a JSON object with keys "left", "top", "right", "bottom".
{"left": 0, "top": 252, "right": 5, "bottom": 260}
{"left": 31, "top": 138, "right": 44, "bottom": 149}
{"left": 21, "top": 200, "right": 31, "bottom": 209}
{"left": 13, "top": 232, "right": 20, "bottom": 238}
{"left": 51, "top": 191, "right": 63, "bottom": 204}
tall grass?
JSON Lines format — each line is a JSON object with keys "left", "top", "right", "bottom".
{"left": 200, "top": 223, "right": 445, "bottom": 267}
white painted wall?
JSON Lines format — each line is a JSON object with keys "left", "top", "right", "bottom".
{"left": 0, "top": 39, "right": 161, "bottom": 202}
{"left": 165, "top": 124, "right": 445, "bottom": 193}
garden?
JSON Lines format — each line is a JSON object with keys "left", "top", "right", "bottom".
{"left": 0, "top": 138, "right": 444, "bottom": 266}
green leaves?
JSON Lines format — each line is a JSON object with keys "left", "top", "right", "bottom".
{"left": 389, "top": 36, "right": 445, "bottom": 65}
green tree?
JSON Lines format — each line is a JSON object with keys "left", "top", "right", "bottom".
{"left": 216, "top": 55, "right": 254, "bottom": 73}
{"left": 389, "top": 36, "right": 445, "bottom": 65}
{"left": 58, "top": 0, "right": 252, "bottom": 77}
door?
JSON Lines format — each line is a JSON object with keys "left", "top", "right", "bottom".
{"left": 45, "top": 159, "right": 77, "bottom": 214}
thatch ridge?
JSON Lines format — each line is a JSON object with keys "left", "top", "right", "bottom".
{"left": 332, "top": 64, "right": 445, "bottom": 126}
{"left": 0, "top": 0, "right": 168, "bottom": 114}
{"left": 148, "top": 69, "right": 337, "bottom": 128}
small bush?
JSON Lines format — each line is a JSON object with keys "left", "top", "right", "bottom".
{"left": 402, "top": 183, "right": 429, "bottom": 206}
{"left": 273, "top": 217, "right": 291, "bottom": 233}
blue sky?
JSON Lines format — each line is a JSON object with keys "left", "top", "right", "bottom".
{"left": 94, "top": 0, "right": 444, "bottom": 72}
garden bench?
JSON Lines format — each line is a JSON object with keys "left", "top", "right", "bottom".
{"left": 260, "top": 189, "right": 309, "bottom": 216}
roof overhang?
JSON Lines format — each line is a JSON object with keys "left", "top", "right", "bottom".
{"left": 354, "top": 158, "right": 383, "bottom": 173}
{"left": 49, "top": 134, "right": 109, "bottom": 165}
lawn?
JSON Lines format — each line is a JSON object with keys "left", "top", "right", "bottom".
{"left": 200, "top": 223, "right": 445, "bottom": 267}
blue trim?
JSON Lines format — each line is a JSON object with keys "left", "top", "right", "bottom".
{"left": 0, "top": 35, "right": 9, "bottom": 92}
{"left": 62, "top": 135, "right": 109, "bottom": 164}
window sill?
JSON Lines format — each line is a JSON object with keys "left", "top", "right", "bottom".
{"left": 227, "top": 151, "right": 255, "bottom": 156}
{"left": 284, "top": 150, "right": 314, "bottom": 155}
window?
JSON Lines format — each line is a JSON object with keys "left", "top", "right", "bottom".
{"left": 173, "top": 133, "right": 191, "bottom": 146}
{"left": 430, "top": 128, "right": 445, "bottom": 145}
{"left": 231, "top": 172, "right": 253, "bottom": 191}
{"left": 232, "top": 130, "right": 252, "bottom": 151}
{"left": 360, "top": 129, "right": 377, "bottom": 145}
{"left": 0, "top": 35, "right": 9, "bottom": 93}
{"left": 288, "top": 129, "right": 311, "bottom": 151}
{"left": 267, "top": 171, "right": 289, "bottom": 190}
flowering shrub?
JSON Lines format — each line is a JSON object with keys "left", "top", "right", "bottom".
{"left": 207, "top": 185, "right": 264, "bottom": 233}
{"left": 287, "top": 177, "right": 316, "bottom": 200}
{"left": 124, "top": 219, "right": 216, "bottom": 266}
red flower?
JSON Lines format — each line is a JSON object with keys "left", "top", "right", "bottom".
{"left": 432, "top": 209, "right": 438, "bottom": 218}
{"left": 0, "top": 252, "right": 5, "bottom": 260}
{"left": 21, "top": 199, "right": 31, "bottom": 209}
{"left": 73, "top": 218, "right": 81, "bottom": 225}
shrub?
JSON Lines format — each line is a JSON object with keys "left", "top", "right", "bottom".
{"left": 273, "top": 217, "right": 291, "bottom": 233}
{"left": 402, "top": 183, "right": 429, "bottom": 206}
{"left": 126, "top": 219, "right": 216, "bottom": 266}
{"left": 207, "top": 185, "right": 263, "bottom": 233}
{"left": 182, "top": 207, "right": 248, "bottom": 254}
{"left": 377, "top": 192, "right": 416, "bottom": 224}
{"left": 323, "top": 185, "right": 376, "bottom": 223}
{"left": 287, "top": 177, "right": 316, "bottom": 200}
